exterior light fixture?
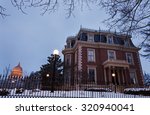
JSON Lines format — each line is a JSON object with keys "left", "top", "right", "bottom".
{"left": 112, "top": 73, "right": 116, "bottom": 77}
{"left": 46, "top": 74, "right": 49, "bottom": 77}
{"left": 51, "top": 49, "right": 59, "bottom": 93}
{"left": 53, "top": 49, "right": 59, "bottom": 56}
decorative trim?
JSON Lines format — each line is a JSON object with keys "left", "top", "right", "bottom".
{"left": 103, "top": 59, "right": 129, "bottom": 68}
{"left": 62, "top": 40, "right": 140, "bottom": 54}
{"left": 78, "top": 46, "right": 82, "bottom": 73}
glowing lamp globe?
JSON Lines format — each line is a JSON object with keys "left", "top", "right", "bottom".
{"left": 112, "top": 73, "right": 116, "bottom": 77}
{"left": 53, "top": 49, "right": 59, "bottom": 55}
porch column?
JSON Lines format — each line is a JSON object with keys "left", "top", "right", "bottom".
{"left": 104, "top": 67, "right": 107, "bottom": 85}
{"left": 108, "top": 66, "right": 112, "bottom": 85}
{"left": 124, "top": 67, "right": 130, "bottom": 85}
{"left": 117, "top": 69, "right": 121, "bottom": 85}
{"left": 126, "top": 68, "right": 131, "bottom": 85}
{"left": 124, "top": 68, "right": 128, "bottom": 85}
{"left": 121, "top": 69, "right": 125, "bottom": 85}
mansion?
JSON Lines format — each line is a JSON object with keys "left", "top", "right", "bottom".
{"left": 62, "top": 28, "right": 144, "bottom": 87}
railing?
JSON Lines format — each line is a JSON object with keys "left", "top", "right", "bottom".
{"left": 0, "top": 77, "right": 150, "bottom": 98}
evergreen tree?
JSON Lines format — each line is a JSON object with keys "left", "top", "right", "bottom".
{"left": 23, "top": 71, "right": 41, "bottom": 90}
{"left": 40, "top": 54, "right": 63, "bottom": 90}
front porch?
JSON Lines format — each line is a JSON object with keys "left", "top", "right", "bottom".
{"left": 103, "top": 59, "right": 130, "bottom": 85}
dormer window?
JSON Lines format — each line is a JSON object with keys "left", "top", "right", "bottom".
{"left": 124, "top": 39, "right": 129, "bottom": 47}
{"left": 88, "top": 34, "right": 94, "bottom": 42}
{"left": 67, "top": 42, "right": 71, "bottom": 48}
{"left": 107, "top": 35, "right": 113, "bottom": 44}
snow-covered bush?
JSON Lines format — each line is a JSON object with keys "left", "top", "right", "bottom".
{"left": 124, "top": 88, "right": 150, "bottom": 96}
{"left": 84, "top": 88, "right": 112, "bottom": 92}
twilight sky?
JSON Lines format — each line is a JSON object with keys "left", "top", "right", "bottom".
{"left": 0, "top": 1, "right": 149, "bottom": 75}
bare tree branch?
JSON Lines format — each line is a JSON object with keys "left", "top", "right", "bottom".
{"left": 0, "top": 5, "right": 8, "bottom": 18}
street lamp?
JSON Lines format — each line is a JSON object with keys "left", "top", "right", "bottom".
{"left": 46, "top": 74, "right": 50, "bottom": 77}
{"left": 51, "top": 49, "right": 59, "bottom": 92}
{"left": 112, "top": 73, "right": 116, "bottom": 93}
{"left": 112, "top": 73, "right": 115, "bottom": 77}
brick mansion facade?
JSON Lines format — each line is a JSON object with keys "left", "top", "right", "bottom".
{"left": 62, "top": 28, "right": 144, "bottom": 87}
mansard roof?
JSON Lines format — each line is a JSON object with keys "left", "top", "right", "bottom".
{"left": 66, "top": 28, "right": 136, "bottom": 48}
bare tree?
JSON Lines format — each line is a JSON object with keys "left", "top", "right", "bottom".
{"left": 0, "top": 0, "right": 96, "bottom": 18}
{"left": 100, "top": 0, "right": 150, "bottom": 60}
{"left": 0, "top": 5, "right": 8, "bottom": 18}
{"left": 1, "top": 0, "right": 150, "bottom": 59}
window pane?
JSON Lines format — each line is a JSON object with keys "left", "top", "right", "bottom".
{"left": 81, "top": 33, "right": 87, "bottom": 41}
{"left": 108, "top": 51, "right": 115, "bottom": 60}
{"left": 130, "top": 72, "right": 136, "bottom": 84}
{"left": 94, "top": 34, "right": 100, "bottom": 42}
{"left": 107, "top": 36, "right": 113, "bottom": 44}
{"left": 126, "top": 53, "right": 133, "bottom": 64}
{"left": 88, "top": 34, "right": 94, "bottom": 42}
{"left": 88, "top": 69, "right": 95, "bottom": 82}
{"left": 88, "top": 50, "right": 95, "bottom": 62}
{"left": 101, "top": 35, "right": 107, "bottom": 43}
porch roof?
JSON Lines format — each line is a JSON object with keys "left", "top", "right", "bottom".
{"left": 103, "top": 59, "right": 129, "bottom": 68}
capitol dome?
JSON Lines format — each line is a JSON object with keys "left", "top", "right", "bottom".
{"left": 10, "top": 63, "right": 23, "bottom": 78}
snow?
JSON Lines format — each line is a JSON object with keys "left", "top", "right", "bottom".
{"left": 84, "top": 88, "right": 112, "bottom": 92}
{"left": 1, "top": 89, "right": 150, "bottom": 98}
{"left": 124, "top": 88, "right": 150, "bottom": 92}
{"left": 1, "top": 87, "right": 150, "bottom": 98}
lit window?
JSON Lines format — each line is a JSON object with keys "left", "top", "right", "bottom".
{"left": 88, "top": 34, "right": 94, "bottom": 42}
{"left": 126, "top": 53, "right": 133, "bottom": 64}
{"left": 88, "top": 68, "right": 96, "bottom": 83}
{"left": 108, "top": 50, "right": 116, "bottom": 60}
{"left": 107, "top": 35, "right": 113, "bottom": 44}
{"left": 87, "top": 49, "right": 95, "bottom": 62}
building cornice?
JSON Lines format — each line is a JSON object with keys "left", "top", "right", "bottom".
{"left": 62, "top": 41, "right": 140, "bottom": 54}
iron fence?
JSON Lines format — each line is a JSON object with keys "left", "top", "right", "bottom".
{"left": 0, "top": 76, "right": 150, "bottom": 98}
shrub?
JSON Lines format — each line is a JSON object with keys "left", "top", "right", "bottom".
{"left": 124, "top": 88, "right": 150, "bottom": 96}
{"left": 0, "top": 89, "right": 9, "bottom": 96}
{"left": 15, "top": 88, "right": 24, "bottom": 94}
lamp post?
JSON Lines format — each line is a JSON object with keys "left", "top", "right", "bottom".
{"left": 51, "top": 49, "right": 59, "bottom": 92}
{"left": 112, "top": 73, "right": 116, "bottom": 93}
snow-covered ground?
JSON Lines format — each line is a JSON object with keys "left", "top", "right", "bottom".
{"left": 124, "top": 88, "right": 150, "bottom": 91}
{"left": 1, "top": 89, "right": 150, "bottom": 98}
